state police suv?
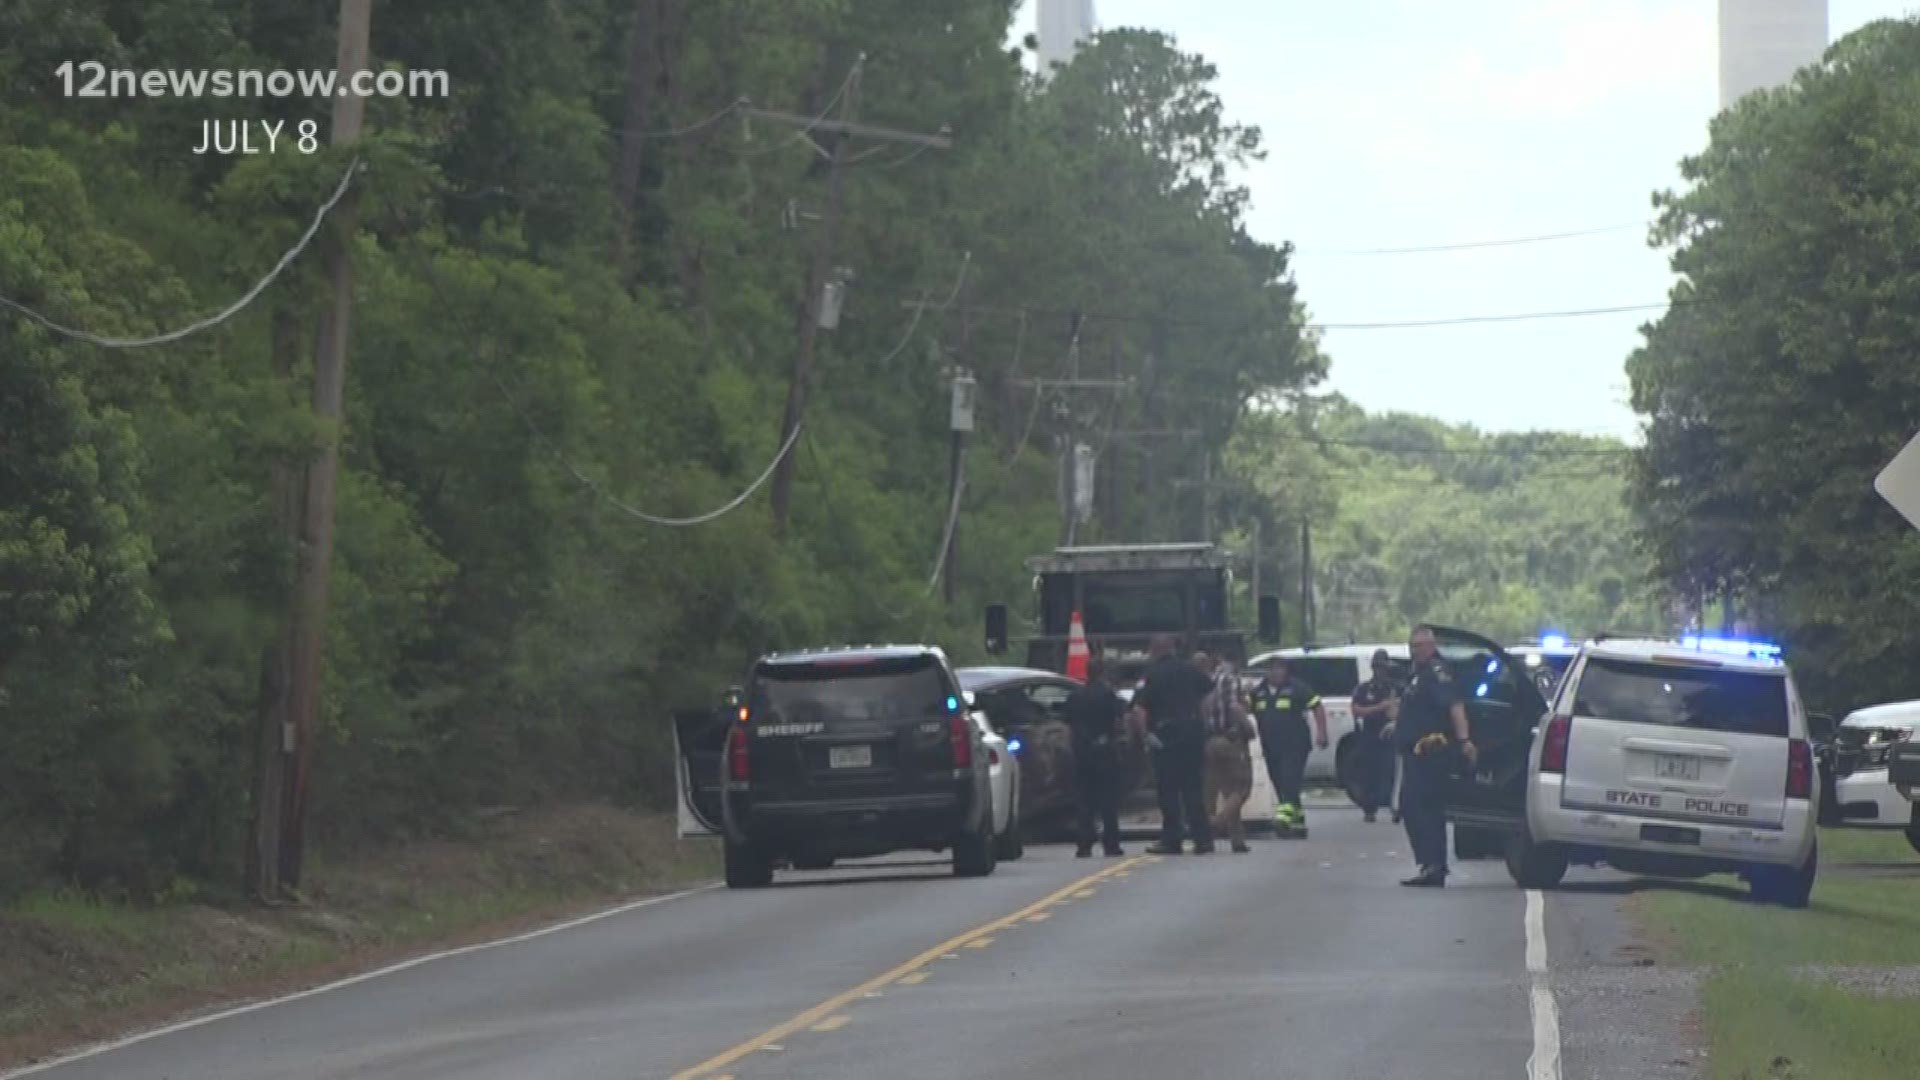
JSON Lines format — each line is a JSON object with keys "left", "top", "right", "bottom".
{"left": 1501, "top": 635, "right": 1820, "bottom": 907}
{"left": 685, "top": 645, "right": 1000, "bottom": 889}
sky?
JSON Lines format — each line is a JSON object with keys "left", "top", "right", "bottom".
{"left": 1013, "top": 0, "right": 1917, "bottom": 441}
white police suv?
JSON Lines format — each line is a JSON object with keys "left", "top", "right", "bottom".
{"left": 1500, "top": 634, "right": 1819, "bottom": 907}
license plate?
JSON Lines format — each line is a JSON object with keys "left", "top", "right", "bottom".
{"left": 829, "top": 745, "right": 872, "bottom": 769}
{"left": 1653, "top": 754, "right": 1702, "bottom": 781}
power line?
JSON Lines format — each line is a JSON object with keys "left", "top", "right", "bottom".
{"left": 1266, "top": 433, "right": 1635, "bottom": 457}
{"left": 1300, "top": 221, "right": 1649, "bottom": 256}
{"left": 489, "top": 368, "right": 803, "bottom": 527}
{"left": 0, "top": 157, "right": 361, "bottom": 349}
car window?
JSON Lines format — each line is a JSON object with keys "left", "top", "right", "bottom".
{"left": 752, "top": 657, "right": 948, "bottom": 725}
{"left": 1023, "top": 682, "right": 1073, "bottom": 720}
{"left": 980, "top": 686, "right": 1042, "bottom": 730}
{"left": 1285, "top": 658, "right": 1364, "bottom": 697}
{"left": 1571, "top": 658, "right": 1790, "bottom": 737}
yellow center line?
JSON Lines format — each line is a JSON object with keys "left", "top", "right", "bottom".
{"left": 669, "top": 855, "right": 1148, "bottom": 1079}
{"left": 897, "top": 971, "right": 930, "bottom": 985}
{"left": 964, "top": 937, "right": 994, "bottom": 949}
{"left": 1074, "top": 889, "right": 1096, "bottom": 898}
{"left": 810, "top": 1015, "right": 851, "bottom": 1033}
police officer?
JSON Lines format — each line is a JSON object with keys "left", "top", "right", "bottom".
{"left": 1248, "top": 656, "right": 1329, "bottom": 838}
{"left": 1349, "top": 650, "right": 1401, "bottom": 823}
{"left": 1064, "top": 656, "right": 1127, "bottom": 858}
{"left": 1388, "top": 625, "right": 1478, "bottom": 887}
{"left": 1133, "top": 634, "right": 1215, "bottom": 855}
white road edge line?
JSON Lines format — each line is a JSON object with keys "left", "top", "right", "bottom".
{"left": 1524, "top": 888, "right": 1562, "bottom": 1080}
{"left": 0, "top": 883, "right": 719, "bottom": 1079}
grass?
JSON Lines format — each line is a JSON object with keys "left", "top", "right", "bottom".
{"left": 1699, "top": 969, "right": 1920, "bottom": 1080}
{"left": 1633, "top": 827, "right": 1920, "bottom": 968}
{"left": 1628, "top": 826, "right": 1920, "bottom": 1079}
{"left": 0, "top": 804, "right": 719, "bottom": 1070}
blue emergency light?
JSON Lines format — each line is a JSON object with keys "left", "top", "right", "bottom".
{"left": 1007, "top": 737, "right": 1023, "bottom": 754}
{"left": 1475, "top": 683, "right": 1489, "bottom": 698}
{"left": 1540, "top": 633, "right": 1568, "bottom": 650}
{"left": 1679, "top": 634, "right": 1783, "bottom": 660}
{"left": 947, "top": 695, "right": 960, "bottom": 712}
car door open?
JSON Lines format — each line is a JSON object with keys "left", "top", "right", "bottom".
{"left": 673, "top": 706, "right": 731, "bottom": 838}
{"left": 1428, "top": 625, "right": 1549, "bottom": 833}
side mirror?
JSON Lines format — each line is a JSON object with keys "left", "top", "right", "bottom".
{"left": 985, "top": 603, "right": 1009, "bottom": 655}
{"left": 1257, "top": 595, "right": 1282, "bottom": 644}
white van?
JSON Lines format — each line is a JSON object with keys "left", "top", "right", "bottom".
{"left": 1829, "top": 701, "right": 1920, "bottom": 839}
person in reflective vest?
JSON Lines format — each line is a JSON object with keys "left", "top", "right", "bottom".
{"left": 1248, "top": 656, "right": 1329, "bottom": 838}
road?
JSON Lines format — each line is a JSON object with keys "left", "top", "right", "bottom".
{"left": 9, "top": 802, "right": 1700, "bottom": 1080}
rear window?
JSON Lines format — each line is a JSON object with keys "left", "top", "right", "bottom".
{"left": 1571, "top": 658, "right": 1790, "bottom": 737}
{"left": 752, "top": 657, "right": 950, "bottom": 725}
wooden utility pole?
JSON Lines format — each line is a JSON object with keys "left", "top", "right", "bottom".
{"left": 248, "top": 311, "right": 303, "bottom": 900}
{"left": 273, "top": 0, "right": 372, "bottom": 894}
{"left": 762, "top": 61, "right": 952, "bottom": 535}
{"left": 1300, "top": 519, "right": 1314, "bottom": 645}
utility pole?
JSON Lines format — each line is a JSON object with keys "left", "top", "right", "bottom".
{"left": 761, "top": 60, "right": 952, "bottom": 535}
{"left": 1250, "top": 518, "right": 1262, "bottom": 620}
{"left": 1200, "top": 453, "right": 1213, "bottom": 542}
{"left": 271, "top": 0, "right": 372, "bottom": 896}
{"left": 942, "top": 363, "right": 975, "bottom": 604}
{"left": 1300, "top": 519, "right": 1314, "bottom": 646}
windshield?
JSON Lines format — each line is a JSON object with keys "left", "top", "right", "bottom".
{"left": 752, "top": 659, "right": 950, "bottom": 726}
{"left": 1572, "top": 658, "right": 1790, "bottom": 737}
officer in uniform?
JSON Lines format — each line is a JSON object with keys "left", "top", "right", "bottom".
{"left": 1248, "top": 656, "right": 1329, "bottom": 838}
{"left": 1389, "top": 625, "right": 1478, "bottom": 888}
{"left": 1349, "top": 650, "right": 1401, "bottom": 823}
{"left": 1064, "top": 656, "right": 1127, "bottom": 858}
{"left": 1134, "top": 634, "right": 1215, "bottom": 855}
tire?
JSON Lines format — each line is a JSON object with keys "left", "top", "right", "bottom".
{"left": 1454, "top": 825, "right": 1500, "bottom": 861}
{"left": 994, "top": 794, "right": 1025, "bottom": 862}
{"left": 1905, "top": 810, "right": 1920, "bottom": 857}
{"left": 1753, "top": 841, "right": 1817, "bottom": 909}
{"left": 1336, "top": 739, "right": 1365, "bottom": 808}
{"left": 953, "top": 815, "right": 998, "bottom": 878}
{"left": 724, "top": 838, "right": 774, "bottom": 889}
{"left": 1504, "top": 829, "right": 1569, "bottom": 889}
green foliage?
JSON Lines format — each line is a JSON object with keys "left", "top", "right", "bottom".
{"left": 1225, "top": 396, "right": 1665, "bottom": 644}
{"left": 1628, "top": 16, "right": 1920, "bottom": 711}
{"left": 0, "top": 3, "right": 1323, "bottom": 896}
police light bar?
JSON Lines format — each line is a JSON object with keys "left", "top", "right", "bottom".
{"left": 1540, "top": 633, "right": 1568, "bottom": 650}
{"left": 1679, "top": 634, "right": 1783, "bottom": 660}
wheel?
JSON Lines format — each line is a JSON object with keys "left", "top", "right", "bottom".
{"left": 1336, "top": 739, "right": 1366, "bottom": 808}
{"left": 724, "top": 837, "right": 774, "bottom": 889}
{"left": 1504, "top": 829, "right": 1569, "bottom": 889}
{"left": 1752, "top": 841, "right": 1817, "bottom": 909}
{"left": 953, "top": 816, "right": 998, "bottom": 877}
{"left": 994, "top": 795, "right": 1025, "bottom": 861}
{"left": 1905, "top": 809, "right": 1920, "bottom": 856}
{"left": 1454, "top": 825, "right": 1500, "bottom": 861}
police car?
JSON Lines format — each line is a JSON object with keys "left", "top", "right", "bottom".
{"left": 1507, "top": 634, "right": 1580, "bottom": 700}
{"left": 1494, "top": 634, "right": 1820, "bottom": 907}
{"left": 672, "top": 645, "right": 1005, "bottom": 888}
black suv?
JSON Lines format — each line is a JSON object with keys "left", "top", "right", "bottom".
{"left": 696, "top": 645, "right": 997, "bottom": 889}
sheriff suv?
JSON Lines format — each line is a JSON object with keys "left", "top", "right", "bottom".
{"left": 693, "top": 645, "right": 998, "bottom": 889}
{"left": 1502, "top": 635, "right": 1819, "bottom": 907}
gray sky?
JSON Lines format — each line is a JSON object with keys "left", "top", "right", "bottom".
{"left": 1015, "top": 1, "right": 1916, "bottom": 441}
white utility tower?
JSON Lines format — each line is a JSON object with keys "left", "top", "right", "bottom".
{"left": 1718, "top": 0, "right": 1828, "bottom": 108}
{"left": 1037, "top": 0, "right": 1097, "bottom": 76}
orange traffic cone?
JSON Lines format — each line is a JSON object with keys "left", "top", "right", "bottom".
{"left": 1065, "top": 610, "right": 1090, "bottom": 681}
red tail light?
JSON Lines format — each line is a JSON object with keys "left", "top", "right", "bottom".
{"left": 727, "top": 723, "right": 750, "bottom": 782}
{"left": 1787, "top": 738, "right": 1812, "bottom": 799}
{"left": 950, "top": 715, "right": 973, "bottom": 769}
{"left": 1541, "top": 714, "right": 1573, "bottom": 774}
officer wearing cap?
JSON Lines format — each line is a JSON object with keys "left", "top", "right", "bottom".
{"left": 1349, "top": 650, "right": 1401, "bottom": 823}
{"left": 1388, "top": 625, "right": 1477, "bottom": 887}
{"left": 1248, "top": 655, "right": 1329, "bottom": 839}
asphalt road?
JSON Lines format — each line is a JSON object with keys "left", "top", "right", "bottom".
{"left": 10, "top": 804, "right": 1699, "bottom": 1080}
